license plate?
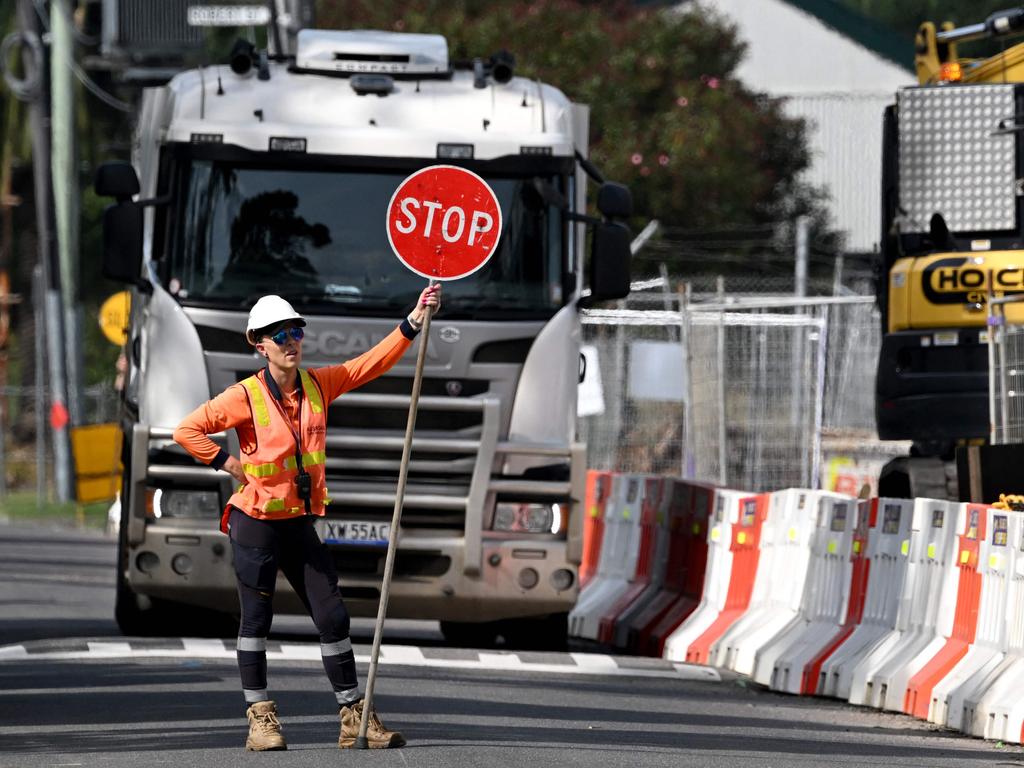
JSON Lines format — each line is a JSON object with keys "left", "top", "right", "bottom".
{"left": 316, "top": 519, "right": 390, "bottom": 546}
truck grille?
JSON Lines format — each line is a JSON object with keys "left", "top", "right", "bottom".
{"left": 323, "top": 391, "right": 500, "bottom": 531}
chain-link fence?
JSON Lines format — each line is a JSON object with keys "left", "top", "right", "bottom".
{"left": 988, "top": 295, "right": 1024, "bottom": 444}
{"left": 579, "top": 280, "right": 880, "bottom": 492}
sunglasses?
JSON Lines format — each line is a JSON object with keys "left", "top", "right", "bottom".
{"left": 267, "top": 327, "right": 304, "bottom": 346}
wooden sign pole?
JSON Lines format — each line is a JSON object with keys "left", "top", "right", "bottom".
{"left": 355, "top": 279, "right": 436, "bottom": 748}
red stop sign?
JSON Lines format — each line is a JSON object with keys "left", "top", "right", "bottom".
{"left": 386, "top": 165, "right": 502, "bottom": 280}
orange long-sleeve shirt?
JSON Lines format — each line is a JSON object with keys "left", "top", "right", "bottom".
{"left": 174, "top": 324, "right": 414, "bottom": 467}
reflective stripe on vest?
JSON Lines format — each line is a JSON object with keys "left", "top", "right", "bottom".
{"left": 284, "top": 450, "right": 326, "bottom": 471}
{"left": 300, "top": 369, "right": 323, "bottom": 413}
{"left": 242, "top": 377, "right": 271, "bottom": 427}
{"left": 264, "top": 498, "right": 303, "bottom": 514}
{"left": 243, "top": 461, "right": 280, "bottom": 478}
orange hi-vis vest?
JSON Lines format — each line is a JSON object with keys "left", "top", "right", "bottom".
{"left": 221, "top": 368, "right": 330, "bottom": 533}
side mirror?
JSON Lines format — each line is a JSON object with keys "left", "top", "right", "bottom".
{"left": 596, "top": 182, "right": 632, "bottom": 220}
{"left": 102, "top": 201, "right": 143, "bottom": 284}
{"left": 96, "top": 162, "right": 143, "bottom": 284}
{"left": 95, "top": 161, "right": 140, "bottom": 202}
{"left": 586, "top": 221, "right": 632, "bottom": 304}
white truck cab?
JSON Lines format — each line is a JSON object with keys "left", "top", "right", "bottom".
{"left": 95, "top": 29, "right": 632, "bottom": 645}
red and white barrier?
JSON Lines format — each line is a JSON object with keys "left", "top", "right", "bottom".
{"left": 759, "top": 496, "right": 858, "bottom": 693}
{"left": 902, "top": 504, "right": 988, "bottom": 720}
{"left": 605, "top": 477, "right": 674, "bottom": 649}
{"left": 580, "top": 470, "right": 614, "bottom": 589}
{"left": 670, "top": 494, "right": 769, "bottom": 665}
{"left": 846, "top": 499, "right": 958, "bottom": 707}
{"left": 568, "top": 474, "right": 645, "bottom": 642}
{"left": 573, "top": 467, "right": 1024, "bottom": 746}
{"left": 862, "top": 501, "right": 964, "bottom": 711}
{"left": 963, "top": 512, "right": 1024, "bottom": 740}
{"left": 930, "top": 507, "right": 1012, "bottom": 728}
{"left": 661, "top": 490, "right": 748, "bottom": 662}
{"left": 630, "top": 482, "right": 715, "bottom": 656}
{"left": 817, "top": 498, "right": 916, "bottom": 700}
{"left": 596, "top": 477, "right": 670, "bottom": 647}
{"left": 710, "top": 490, "right": 830, "bottom": 676}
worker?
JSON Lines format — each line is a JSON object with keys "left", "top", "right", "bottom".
{"left": 173, "top": 284, "right": 440, "bottom": 751}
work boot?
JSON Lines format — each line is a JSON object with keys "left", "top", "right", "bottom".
{"left": 338, "top": 699, "right": 406, "bottom": 749}
{"left": 245, "top": 700, "right": 287, "bottom": 751}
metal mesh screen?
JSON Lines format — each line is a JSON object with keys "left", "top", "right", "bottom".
{"left": 579, "top": 289, "right": 879, "bottom": 492}
{"left": 689, "top": 311, "right": 825, "bottom": 491}
{"left": 989, "top": 298, "right": 1024, "bottom": 444}
{"left": 577, "top": 319, "right": 685, "bottom": 477}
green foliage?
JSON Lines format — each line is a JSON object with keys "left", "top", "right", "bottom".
{"left": 0, "top": 491, "right": 110, "bottom": 530}
{"left": 319, "top": 0, "right": 828, "bottom": 247}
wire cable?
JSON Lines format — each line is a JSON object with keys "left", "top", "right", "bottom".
{"left": 0, "top": 30, "right": 43, "bottom": 101}
{"left": 30, "top": 0, "right": 133, "bottom": 112}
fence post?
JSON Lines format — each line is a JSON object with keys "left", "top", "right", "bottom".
{"left": 680, "top": 283, "right": 695, "bottom": 479}
{"left": 716, "top": 276, "right": 727, "bottom": 486}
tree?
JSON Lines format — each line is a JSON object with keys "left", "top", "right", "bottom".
{"left": 320, "top": 0, "right": 835, "bottom": 273}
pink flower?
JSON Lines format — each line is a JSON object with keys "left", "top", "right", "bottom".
{"left": 676, "top": 96, "right": 689, "bottom": 107}
{"left": 630, "top": 153, "right": 643, "bottom": 165}
{"left": 707, "top": 77, "right": 720, "bottom": 89}
{"left": 658, "top": 154, "right": 670, "bottom": 166}
{"left": 394, "top": 19, "right": 405, "bottom": 30}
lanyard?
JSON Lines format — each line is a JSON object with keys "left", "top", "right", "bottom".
{"left": 263, "top": 370, "right": 312, "bottom": 515}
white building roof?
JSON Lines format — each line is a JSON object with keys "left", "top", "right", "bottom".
{"left": 682, "top": 0, "right": 917, "bottom": 252}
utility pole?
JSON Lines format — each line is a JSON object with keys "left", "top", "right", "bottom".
{"left": 51, "top": 0, "right": 84, "bottom": 433}
{"left": 17, "top": 0, "right": 74, "bottom": 501}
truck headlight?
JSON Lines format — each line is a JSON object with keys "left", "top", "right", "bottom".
{"left": 492, "top": 503, "right": 561, "bottom": 534}
{"left": 150, "top": 489, "right": 221, "bottom": 519}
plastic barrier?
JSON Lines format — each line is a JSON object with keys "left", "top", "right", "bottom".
{"left": 817, "top": 498, "right": 916, "bottom": 700}
{"left": 662, "top": 489, "right": 748, "bottom": 661}
{"left": 795, "top": 498, "right": 874, "bottom": 696}
{"left": 962, "top": 511, "right": 1024, "bottom": 741}
{"left": 847, "top": 499, "right": 955, "bottom": 706}
{"left": 929, "top": 507, "right": 1011, "bottom": 728}
{"left": 604, "top": 477, "right": 674, "bottom": 649}
{"left": 580, "top": 470, "right": 614, "bottom": 589}
{"left": 862, "top": 501, "right": 964, "bottom": 711}
{"left": 710, "top": 490, "right": 829, "bottom": 676}
{"left": 595, "top": 476, "right": 668, "bottom": 646}
{"left": 568, "top": 474, "right": 645, "bottom": 642}
{"left": 763, "top": 496, "right": 858, "bottom": 693}
{"left": 632, "top": 482, "right": 715, "bottom": 656}
{"left": 902, "top": 504, "right": 988, "bottom": 720}
{"left": 678, "top": 494, "right": 769, "bottom": 665}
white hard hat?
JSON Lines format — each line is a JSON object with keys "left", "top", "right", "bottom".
{"left": 246, "top": 295, "right": 306, "bottom": 345}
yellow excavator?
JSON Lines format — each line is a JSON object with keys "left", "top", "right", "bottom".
{"left": 876, "top": 7, "right": 1024, "bottom": 497}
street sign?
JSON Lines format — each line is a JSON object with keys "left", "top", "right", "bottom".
{"left": 99, "top": 291, "right": 131, "bottom": 346}
{"left": 386, "top": 165, "right": 502, "bottom": 280}
{"left": 187, "top": 5, "right": 272, "bottom": 26}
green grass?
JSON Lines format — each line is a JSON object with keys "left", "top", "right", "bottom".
{"left": 0, "top": 492, "right": 111, "bottom": 531}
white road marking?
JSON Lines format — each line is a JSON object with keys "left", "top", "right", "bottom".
{"left": 0, "top": 640, "right": 718, "bottom": 681}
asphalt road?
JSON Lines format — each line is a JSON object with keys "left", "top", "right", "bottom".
{"left": 1, "top": 522, "right": 1022, "bottom": 768}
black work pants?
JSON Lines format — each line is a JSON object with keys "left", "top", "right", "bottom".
{"left": 228, "top": 507, "right": 360, "bottom": 708}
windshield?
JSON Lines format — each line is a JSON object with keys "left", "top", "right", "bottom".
{"left": 163, "top": 159, "right": 567, "bottom": 319}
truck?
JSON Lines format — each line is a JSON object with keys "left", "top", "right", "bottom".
{"left": 875, "top": 7, "right": 1024, "bottom": 498}
{"left": 95, "top": 23, "right": 633, "bottom": 645}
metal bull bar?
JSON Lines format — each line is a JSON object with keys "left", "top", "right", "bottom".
{"left": 129, "top": 395, "right": 584, "bottom": 574}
